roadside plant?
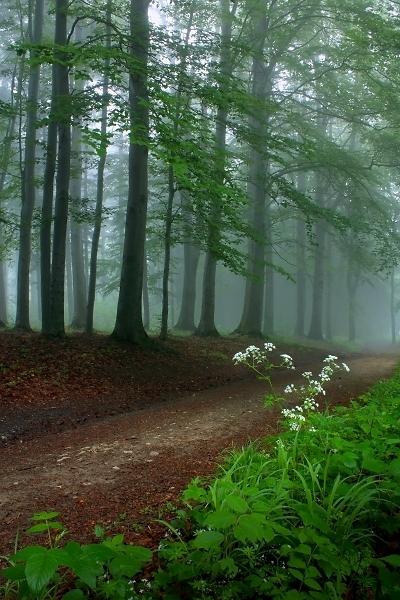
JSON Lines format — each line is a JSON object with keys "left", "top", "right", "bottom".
{"left": 233, "top": 345, "right": 350, "bottom": 432}
{"left": 0, "top": 512, "right": 152, "bottom": 599}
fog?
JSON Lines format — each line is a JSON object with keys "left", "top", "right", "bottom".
{"left": 0, "top": 0, "right": 399, "bottom": 347}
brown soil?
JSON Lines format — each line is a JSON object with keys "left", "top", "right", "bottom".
{"left": 0, "top": 332, "right": 397, "bottom": 555}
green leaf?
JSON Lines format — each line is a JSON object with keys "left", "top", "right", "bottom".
{"left": 382, "top": 555, "right": 400, "bottom": 567}
{"left": 1, "top": 565, "right": 25, "bottom": 581}
{"left": 25, "top": 550, "right": 59, "bottom": 593}
{"left": 388, "top": 459, "right": 400, "bottom": 477}
{"left": 192, "top": 530, "right": 225, "bottom": 549}
{"left": 304, "top": 578, "right": 322, "bottom": 590}
{"left": 31, "top": 511, "right": 60, "bottom": 522}
{"left": 339, "top": 451, "right": 359, "bottom": 469}
{"left": 288, "top": 557, "right": 307, "bottom": 569}
{"left": 234, "top": 513, "right": 265, "bottom": 543}
{"left": 12, "top": 545, "right": 47, "bottom": 562}
{"left": 224, "top": 495, "right": 249, "bottom": 513}
{"left": 62, "top": 591, "right": 85, "bottom": 600}
{"left": 362, "top": 454, "right": 387, "bottom": 473}
{"left": 205, "top": 510, "right": 237, "bottom": 529}
{"left": 295, "top": 544, "right": 312, "bottom": 555}
{"left": 94, "top": 525, "right": 105, "bottom": 539}
{"left": 27, "top": 521, "right": 63, "bottom": 534}
{"left": 109, "top": 550, "right": 150, "bottom": 578}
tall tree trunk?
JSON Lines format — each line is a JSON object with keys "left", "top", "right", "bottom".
{"left": 390, "top": 269, "right": 396, "bottom": 345}
{"left": 46, "top": 0, "right": 71, "bottom": 336}
{"left": 160, "top": 9, "right": 194, "bottom": 340}
{"left": 113, "top": 0, "right": 150, "bottom": 344}
{"left": 295, "top": 172, "right": 307, "bottom": 337}
{"left": 175, "top": 243, "right": 200, "bottom": 331}
{"left": 236, "top": 6, "right": 269, "bottom": 336}
{"left": 263, "top": 200, "right": 274, "bottom": 335}
{"left": 143, "top": 250, "right": 150, "bottom": 329}
{"left": 15, "top": 0, "right": 44, "bottom": 330}
{"left": 196, "top": 0, "right": 237, "bottom": 336}
{"left": 0, "top": 263, "right": 7, "bottom": 327}
{"left": 70, "top": 80, "right": 87, "bottom": 329}
{"left": 325, "top": 233, "right": 333, "bottom": 341}
{"left": 66, "top": 226, "right": 73, "bottom": 324}
{"left": 308, "top": 180, "right": 326, "bottom": 341}
{"left": 40, "top": 60, "right": 58, "bottom": 333}
{"left": 160, "top": 165, "right": 174, "bottom": 340}
{"left": 0, "top": 63, "right": 20, "bottom": 326}
{"left": 86, "top": 0, "right": 111, "bottom": 334}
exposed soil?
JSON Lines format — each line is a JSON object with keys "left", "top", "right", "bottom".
{"left": 0, "top": 332, "right": 397, "bottom": 555}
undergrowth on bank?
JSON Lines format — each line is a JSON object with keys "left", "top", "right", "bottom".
{"left": 1, "top": 348, "right": 400, "bottom": 599}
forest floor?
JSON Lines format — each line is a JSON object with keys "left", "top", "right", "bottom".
{"left": 0, "top": 331, "right": 398, "bottom": 554}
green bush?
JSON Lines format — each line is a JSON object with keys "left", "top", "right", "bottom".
{"left": 150, "top": 372, "right": 400, "bottom": 599}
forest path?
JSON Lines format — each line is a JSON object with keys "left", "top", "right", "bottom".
{"left": 0, "top": 352, "right": 397, "bottom": 552}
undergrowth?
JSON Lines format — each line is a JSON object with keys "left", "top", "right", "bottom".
{"left": 2, "top": 358, "right": 400, "bottom": 598}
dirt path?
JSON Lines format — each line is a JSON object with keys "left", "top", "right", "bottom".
{"left": 0, "top": 352, "right": 397, "bottom": 553}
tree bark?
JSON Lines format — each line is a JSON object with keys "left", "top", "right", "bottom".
{"left": 196, "top": 0, "right": 237, "bottom": 336}
{"left": 263, "top": 202, "right": 274, "bottom": 335}
{"left": 86, "top": 0, "right": 111, "bottom": 334}
{"left": 40, "top": 60, "right": 58, "bottom": 333}
{"left": 0, "top": 63, "right": 20, "bottom": 326}
{"left": 15, "top": 0, "right": 44, "bottom": 330}
{"left": 175, "top": 204, "right": 200, "bottom": 332}
{"left": 113, "top": 0, "right": 150, "bottom": 344}
{"left": 295, "top": 172, "right": 307, "bottom": 337}
{"left": 308, "top": 176, "right": 326, "bottom": 341}
{"left": 45, "top": 0, "right": 72, "bottom": 336}
{"left": 390, "top": 269, "right": 396, "bottom": 345}
{"left": 160, "top": 165, "right": 175, "bottom": 340}
{"left": 235, "top": 6, "right": 269, "bottom": 336}
{"left": 143, "top": 250, "right": 150, "bottom": 330}
{"left": 325, "top": 233, "right": 333, "bottom": 342}
{"left": 70, "top": 117, "right": 87, "bottom": 328}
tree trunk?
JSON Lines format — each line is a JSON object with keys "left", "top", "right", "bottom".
{"left": 0, "top": 263, "right": 7, "bottom": 327}
{"left": 325, "top": 233, "right": 333, "bottom": 342}
{"left": 235, "top": 6, "right": 269, "bottom": 336}
{"left": 160, "top": 165, "right": 174, "bottom": 340}
{"left": 390, "top": 269, "right": 396, "bottom": 345}
{"left": 113, "top": 0, "right": 150, "bottom": 344}
{"left": 143, "top": 250, "right": 150, "bottom": 329}
{"left": 70, "top": 119, "right": 87, "bottom": 328}
{"left": 40, "top": 61, "right": 58, "bottom": 333}
{"left": 86, "top": 0, "right": 111, "bottom": 334}
{"left": 263, "top": 200, "right": 274, "bottom": 335}
{"left": 295, "top": 172, "right": 307, "bottom": 337}
{"left": 15, "top": 0, "right": 44, "bottom": 330}
{"left": 45, "top": 0, "right": 72, "bottom": 336}
{"left": 0, "top": 63, "right": 20, "bottom": 326}
{"left": 175, "top": 242, "right": 200, "bottom": 331}
{"left": 308, "top": 184, "right": 326, "bottom": 341}
{"left": 196, "top": 0, "right": 237, "bottom": 336}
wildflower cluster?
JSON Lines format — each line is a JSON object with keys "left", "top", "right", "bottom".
{"left": 281, "top": 354, "right": 350, "bottom": 431}
{"left": 233, "top": 343, "right": 350, "bottom": 432}
{"left": 232, "top": 342, "right": 296, "bottom": 395}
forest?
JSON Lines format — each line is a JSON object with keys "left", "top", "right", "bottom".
{"left": 1, "top": 0, "right": 400, "bottom": 598}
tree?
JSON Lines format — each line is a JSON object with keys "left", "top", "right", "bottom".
{"left": 113, "top": 0, "right": 150, "bottom": 344}
{"left": 15, "top": 0, "right": 44, "bottom": 330}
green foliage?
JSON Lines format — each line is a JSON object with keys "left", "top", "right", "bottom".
{"left": 150, "top": 369, "right": 400, "bottom": 599}
{"left": 1, "top": 512, "right": 152, "bottom": 599}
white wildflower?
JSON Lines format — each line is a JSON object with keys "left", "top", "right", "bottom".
{"left": 264, "top": 342, "right": 276, "bottom": 352}
{"left": 284, "top": 384, "right": 296, "bottom": 394}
